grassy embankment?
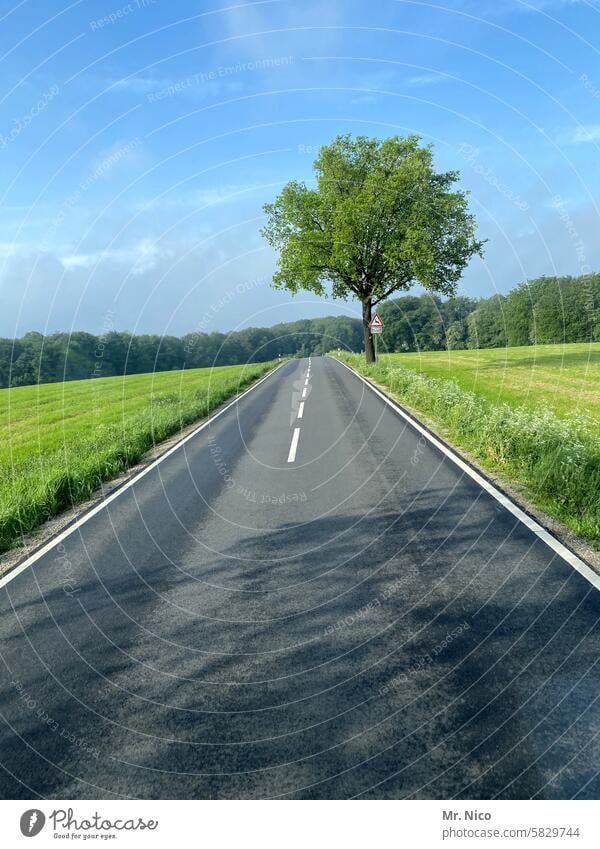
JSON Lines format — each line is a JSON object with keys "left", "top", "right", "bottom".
{"left": 0, "top": 361, "right": 276, "bottom": 553}
{"left": 333, "top": 343, "right": 600, "bottom": 542}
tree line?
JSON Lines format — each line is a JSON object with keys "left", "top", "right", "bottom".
{"left": 378, "top": 272, "right": 599, "bottom": 352}
{"left": 0, "top": 316, "right": 363, "bottom": 388}
{"left": 0, "top": 273, "right": 598, "bottom": 389}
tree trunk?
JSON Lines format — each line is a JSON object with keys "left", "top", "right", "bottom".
{"left": 362, "top": 297, "right": 376, "bottom": 363}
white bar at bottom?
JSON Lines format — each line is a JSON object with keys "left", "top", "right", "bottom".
{"left": 1, "top": 800, "right": 596, "bottom": 847}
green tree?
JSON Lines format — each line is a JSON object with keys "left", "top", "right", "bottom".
{"left": 261, "top": 134, "right": 484, "bottom": 362}
{"left": 467, "top": 295, "right": 507, "bottom": 349}
{"left": 446, "top": 320, "right": 467, "bottom": 349}
{"left": 505, "top": 282, "right": 535, "bottom": 346}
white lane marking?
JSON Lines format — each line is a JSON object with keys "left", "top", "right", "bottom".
{"left": 0, "top": 362, "right": 286, "bottom": 591}
{"left": 297, "top": 401, "right": 305, "bottom": 419}
{"left": 333, "top": 358, "right": 600, "bottom": 593}
{"left": 304, "top": 378, "right": 309, "bottom": 386}
{"left": 302, "top": 387, "right": 307, "bottom": 398}
{"left": 287, "top": 427, "right": 301, "bottom": 462}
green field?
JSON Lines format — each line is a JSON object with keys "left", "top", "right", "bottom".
{"left": 334, "top": 346, "right": 600, "bottom": 542}
{"left": 381, "top": 343, "right": 600, "bottom": 427}
{"left": 0, "top": 361, "right": 276, "bottom": 553}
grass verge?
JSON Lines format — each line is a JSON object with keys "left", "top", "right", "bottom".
{"left": 0, "top": 361, "right": 276, "bottom": 553}
{"left": 382, "top": 342, "right": 600, "bottom": 428}
{"left": 333, "top": 352, "right": 600, "bottom": 543}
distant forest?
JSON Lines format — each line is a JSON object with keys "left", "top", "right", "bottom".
{"left": 1, "top": 273, "right": 599, "bottom": 388}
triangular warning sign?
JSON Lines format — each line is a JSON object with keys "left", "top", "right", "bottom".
{"left": 368, "top": 312, "right": 384, "bottom": 329}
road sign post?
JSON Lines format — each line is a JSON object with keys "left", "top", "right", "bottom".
{"left": 368, "top": 312, "right": 384, "bottom": 359}
{"left": 368, "top": 312, "right": 384, "bottom": 333}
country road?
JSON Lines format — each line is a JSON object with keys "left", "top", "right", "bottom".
{"left": 0, "top": 356, "right": 599, "bottom": 800}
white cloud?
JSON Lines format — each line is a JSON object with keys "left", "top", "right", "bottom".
{"left": 0, "top": 227, "right": 283, "bottom": 336}
{"left": 88, "top": 138, "right": 144, "bottom": 181}
{"left": 60, "top": 239, "right": 171, "bottom": 276}
{"left": 133, "top": 184, "right": 263, "bottom": 213}
{"left": 449, "top": 0, "right": 585, "bottom": 15}
{"left": 515, "top": 0, "right": 585, "bottom": 10}
{"left": 105, "top": 72, "right": 245, "bottom": 103}
{"left": 109, "top": 76, "right": 164, "bottom": 94}
{"left": 347, "top": 69, "right": 448, "bottom": 103}
{"left": 0, "top": 242, "right": 21, "bottom": 258}
{"left": 406, "top": 73, "right": 447, "bottom": 87}
{"left": 556, "top": 125, "right": 600, "bottom": 145}
{"left": 350, "top": 94, "right": 379, "bottom": 104}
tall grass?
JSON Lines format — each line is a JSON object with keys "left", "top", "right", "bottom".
{"left": 334, "top": 353, "right": 600, "bottom": 542}
{"left": 0, "top": 361, "right": 276, "bottom": 553}
{"left": 382, "top": 343, "right": 600, "bottom": 427}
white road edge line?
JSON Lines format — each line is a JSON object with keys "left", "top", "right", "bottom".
{"left": 302, "top": 387, "right": 307, "bottom": 399}
{"left": 0, "top": 362, "right": 286, "bottom": 591}
{"left": 333, "top": 358, "right": 600, "bottom": 593}
{"left": 297, "top": 401, "right": 305, "bottom": 419}
{"left": 287, "top": 427, "right": 301, "bottom": 463}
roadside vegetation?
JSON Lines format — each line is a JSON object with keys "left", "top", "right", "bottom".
{"left": 382, "top": 343, "right": 600, "bottom": 427}
{"left": 0, "top": 361, "right": 275, "bottom": 553}
{"left": 333, "top": 350, "right": 600, "bottom": 542}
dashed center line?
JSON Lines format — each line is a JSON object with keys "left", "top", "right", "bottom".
{"left": 287, "top": 427, "right": 301, "bottom": 462}
{"left": 289, "top": 361, "right": 310, "bottom": 461}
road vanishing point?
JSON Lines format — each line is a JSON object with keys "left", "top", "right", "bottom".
{"left": 0, "top": 357, "right": 599, "bottom": 799}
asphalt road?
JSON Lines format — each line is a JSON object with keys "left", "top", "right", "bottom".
{"left": 0, "top": 356, "right": 599, "bottom": 800}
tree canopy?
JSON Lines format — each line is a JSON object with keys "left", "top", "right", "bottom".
{"left": 262, "top": 134, "right": 484, "bottom": 360}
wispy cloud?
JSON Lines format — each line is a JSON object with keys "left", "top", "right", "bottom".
{"left": 448, "top": 0, "right": 585, "bottom": 15}
{"left": 61, "top": 239, "right": 171, "bottom": 276}
{"left": 0, "top": 241, "right": 21, "bottom": 258}
{"left": 349, "top": 70, "right": 397, "bottom": 103}
{"left": 134, "top": 184, "right": 262, "bottom": 213}
{"left": 105, "top": 72, "right": 245, "bottom": 104}
{"left": 89, "top": 138, "right": 144, "bottom": 179}
{"left": 348, "top": 69, "right": 448, "bottom": 103}
{"left": 109, "top": 76, "right": 168, "bottom": 95}
{"left": 515, "top": 0, "right": 585, "bottom": 10}
{"left": 556, "top": 124, "right": 600, "bottom": 145}
{"left": 405, "top": 73, "right": 447, "bottom": 87}
{"left": 350, "top": 94, "right": 379, "bottom": 104}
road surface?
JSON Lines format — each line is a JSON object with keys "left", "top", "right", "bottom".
{"left": 0, "top": 356, "right": 599, "bottom": 799}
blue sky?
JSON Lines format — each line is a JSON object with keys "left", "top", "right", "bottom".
{"left": 1, "top": 0, "right": 599, "bottom": 337}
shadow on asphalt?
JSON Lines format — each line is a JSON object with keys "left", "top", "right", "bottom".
{"left": 1, "top": 495, "right": 599, "bottom": 799}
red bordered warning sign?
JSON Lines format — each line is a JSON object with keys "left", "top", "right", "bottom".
{"left": 368, "top": 312, "right": 384, "bottom": 333}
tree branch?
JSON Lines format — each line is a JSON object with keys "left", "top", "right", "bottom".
{"left": 372, "top": 277, "right": 413, "bottom": 305}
